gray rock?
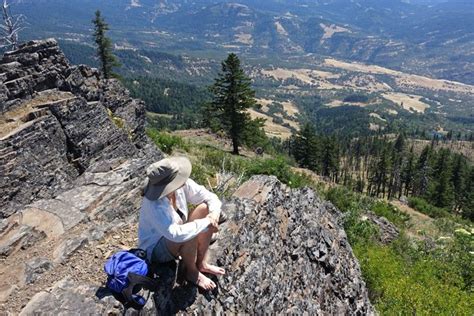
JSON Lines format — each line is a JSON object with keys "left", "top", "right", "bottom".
{"left": 53, "top": 236, "right": 88, "bottom": 263}
{"left": 399, "top": 195, "right": 409, "bottom": 205}
{"left": 363, "top": 211, "right": 400, "bottom": 244}
{"left": 0, "top": 39, "right": 161, "bottom": 217}
{"left": 19, "top": 277, "right": 121, "bottom": 316}
{"left": 0, "top": 224, "right": 46, "bottom": 257}
{"left": 47, "top": 97, "right": 139, "bottom": 172}
{"left": 0, "top": 114, "right": 78, "bottom": 217}
{"left": 24, "top": 257, "right": 53, "bottom": 284}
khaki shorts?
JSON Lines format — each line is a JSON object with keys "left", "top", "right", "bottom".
{"left": 151, "top": 237, "right": 176, "bottom": 263}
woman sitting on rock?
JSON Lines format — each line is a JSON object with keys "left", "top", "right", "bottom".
{"left": 138, "top": 156, "right": 225, "bottom": 291}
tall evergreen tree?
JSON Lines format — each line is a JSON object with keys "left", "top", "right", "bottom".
{"left": 92, "top": 10, "right": 120, "bottom": 79}
{"left": 414, "top": 146, "right": 431, "bottom": 196}
{"left": 369, "top": 146, "right": 391, "bottom": 198}
{"left": 461, "top": 167, "right": 474, "bottom": 221}
{"left": 428, "top": 149, "right": 454, "bottom": 208}
{"left": 321, "top": 136, "right": 339, "bottom": 182}
{"left": 292, "top": 123, "right": 320, "bottom": 171}
{"left": 451, "top": 154, "right": 467, "bottom": 211}
{"left": 402, "top": 146, "right": 416, "bottom": 196}
{"left": 207, "top": 53, "right": 258, "bottom": 155}
{"left": 388, "top": 134, "right": 405, "bottom": 199}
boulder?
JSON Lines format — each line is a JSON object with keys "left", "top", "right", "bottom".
{"left": 363, "top": 211, "right": 400, "bottom": 244}
{"left": 184, "top": 175, "right": 375, "bottom": 315}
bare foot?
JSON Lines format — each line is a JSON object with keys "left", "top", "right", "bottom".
{"left": 187, "top": 271, "right": 216, "bottom": 291}
{"left": 198, "top": 263, "right": 226, "bottom": 276}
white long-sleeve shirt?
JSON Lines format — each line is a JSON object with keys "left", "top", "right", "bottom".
{"left": 138, "top": 178, "right": 222, "bottom": 260}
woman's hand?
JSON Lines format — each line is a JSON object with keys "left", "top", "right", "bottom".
{"left": 207, "top": 213, "right": 219, "bottom": 233}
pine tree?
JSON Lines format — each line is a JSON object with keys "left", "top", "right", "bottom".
{"left": 321, "top": 136, "right": 339, "bottom": 182}
{"left": 414, "top": 146, "right": 431, "bottom": 196}
{"left": 208, "top": 53, "right": 258, "bottom": 155}
{"left": 461, "top": 167, "right": 474, "bottom": 221}
{"left": 388, "top": 134, "right": 405, "bottom": 199}
{"left": 369, "top": 146, "right": 391, "bottom": 198}
{"left": 92, "top": 10, "right": 120, "bottom": 79}
{"left": 402, "top": 146, "right": 416, "bottom": 196}
{"left": 428, "top": 149, "right": 454, "bottom": 208}
{"left": 292, "top": 123, "right": 320, "bottom": 171}
{"left": 451, "top": 154, "right": 467, "bottom": 211}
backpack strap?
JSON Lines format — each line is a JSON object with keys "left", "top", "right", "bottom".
{"left": 121, "top": 272, "right": 159, "bottom": 310}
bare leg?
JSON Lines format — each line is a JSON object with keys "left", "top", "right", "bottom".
{"left": 163, "top": 203, "right": 223, "bottom": 290}
{"left": 189, "top": 204, "right": 226, "bottom": 276}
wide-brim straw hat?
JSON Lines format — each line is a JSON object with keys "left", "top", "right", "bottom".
{"left": 143, "top": 156, "right": 192, "bottom": 200}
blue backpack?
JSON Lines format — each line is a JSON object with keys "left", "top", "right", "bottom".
{"left": 104, "top": 249, "right": 158, "bottom": 310}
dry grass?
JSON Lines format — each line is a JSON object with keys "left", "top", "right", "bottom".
{"left": 391, "top": 201, "right": 439, "bottom": 239}
{"left": 171, "top": 128, "right": 267, "bottom": 158}
{"left": 345, "top": 74, "right": 392, "bottom": 92}
{"left": 235, "top": 33, "right": 253, "bottom": 45}
{"left": 327, "top": 100, "right": 369, "bottom": 108}
{"left": 274, "top": 21, "right": 289, "bottom": 36}
{"left": 261, "top": 67, "right": 344, "bottom": 91}
{"left": 146, "top": 111, "right": 173, "bottom": 119}
{"left": 257, "top": 98, "right": 299, "bottom": 116}
{"left": 320, "top": 23, "right": 351, "bottom": 43}
{"left": 248, "top": 109, "right": 293, "bottom": 139}
{"left": 370, "top": 113, "right": 387, "bottom": 122}
{"left": 409, "top": 139, "right": 474, "bottom": 163}
{"left": 280, "top": 100, "right": 299, "bottom": 117}
{"left": 324, "top": 58, "right": 474, "bottom": 95}
{"left": 382, "top": 92, "right": 430, "bottom": 113}
{"left": 255, "top": 98, "right": 273, "bottom": 112}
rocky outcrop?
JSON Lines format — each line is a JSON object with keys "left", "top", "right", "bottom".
{"left": 0, "top": 39, "right": 156, "bottom": 217}
{"left": 187, "top": 176, "right": 374, "bottom": 314}
{"left": 17, "top": 176, "right": 374, "bottom": 315}
{"left": 0, "top": 39, "right": 162, "bottom": 308}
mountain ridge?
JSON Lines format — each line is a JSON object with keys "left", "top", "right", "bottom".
{"left": 13, "top": 0, "right": 474, "bottom": 85}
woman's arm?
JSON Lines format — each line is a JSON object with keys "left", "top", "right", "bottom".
{"left": 154, "top": 201, "right": 211, "bottom": 243}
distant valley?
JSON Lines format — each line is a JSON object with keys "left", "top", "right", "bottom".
{"left": 11, "top": 0, "right": 474, "bottom": 136}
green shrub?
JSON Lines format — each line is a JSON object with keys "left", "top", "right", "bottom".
{"left": 344, "top": 208, "right": 380, "bottom": 245}
{"left": 190, "top": 162, "right": 210, "bottom": 186}
{"left": 354, "top": 242, "right": 473, "bottom": 315}
{"left": 371, "top": 201, "right": 409, "bottom": 228}
{"left": 325, "top": 186, "right": 371, "bottom": 213}
{"left": 408, "top": 197, "right": 450, "bottom": 218}
{"left": 245, "top": 156, "right": 312, "bottom": 188}
{"left": 146, "top": 128, "right": 188, "bottom": 154}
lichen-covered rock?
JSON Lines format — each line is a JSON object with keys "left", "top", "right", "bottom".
{"left": 194, "top": 176, "right": 374, "bottom": 314}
